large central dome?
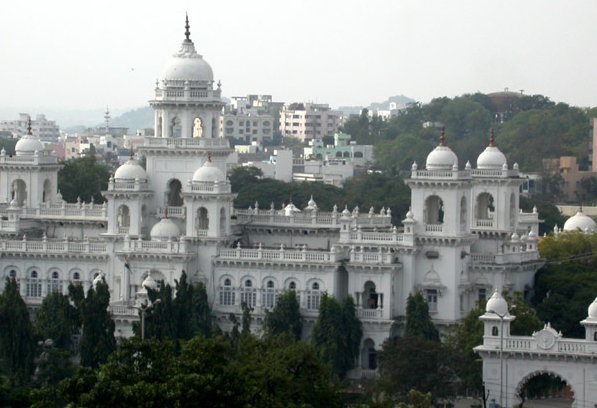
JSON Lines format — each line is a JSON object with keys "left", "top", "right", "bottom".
{"left": 161, "top": 16, "right": 214, "bottom": 83}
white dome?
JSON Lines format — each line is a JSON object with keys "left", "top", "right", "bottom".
{"left": 563, "top": 211, "right": 597, "bottom": 232}
{"left": 426, "top": 145, "right": 458, "bottom": 170}
{"left": 486, "top": 290, "right": 508, "bottom": 316}
{"left": 15, "top": 136, "right": 43, "bottom": 156}
{"left": 477, "top": 146, "right": 507, "bottom": 169}
{"left": 192, "top": 159, "right": 226, "bottom": 183}
{"left": 161, "top": 40, "right": 213, "bottom": 83}
{"left": 284, "top": 202, "right": 301, "bottom": 216}
{"left": 150, "top": 218, "right": 181, "bottom": 240}
{"left": 114, "top": 158, "right": 147, "bottom": 180}
{"left": 588, "top": 297, "right": 597, "bottom": 318}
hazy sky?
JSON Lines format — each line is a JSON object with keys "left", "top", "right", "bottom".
{"left": 1, "top": 0, "right": 597, "bottom": 115}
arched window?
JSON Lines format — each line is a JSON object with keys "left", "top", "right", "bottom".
{"left": 72, "top": 272, "right": 80, "bottom": 281}
{"left": 475, "top": 192, "right": 495, "bottom": 221}
{"left": 343, "top": 151, "right": 350, "bottom": 158}
{"left": 197, "top": 207, "right": 209, "bottom": 230}
{"left": 308, "top": 282, "right": 321, "bottom": 309}
{"left": 492, "top": 326, "right": 499, "bottom": 336}
{"left": 157, "top": 116, "right": 163, "bottom": 137}
{"left": 354, "top": 151, "right": 364, "bottom": 158}
{"left": 117, "top": 205, "right": 130, "bottom": 229}
{"left": 460, "top": 196, "right": 467, "bottom": 229}
{"left": 335, "top": 151, "right": 342, "bottom": 158}
{"left": 263, "top": 280, "right": 278, "bottom": 309}
{"left": 219, "top": 207, "right": 226, "bottom": 233}
{"left": 9, "top": 270, "right": 16, "bottom": 278}
{"left": 219, "top": 278, "right": 235, "bottom": 306}
{"left": 27, "top": 270, "right": 41, "bottom": 297}
{"left": 167, "top": 179, "right": 183, "bottom": 207}
{"left": 509, "top": 192, "right": 516, "bottom": 229}
{"left": 193, "top": 117, "right": 203, "bottom": 138}
{"left": 316, "top": 153, "right": 323, "bottom": 160}
{"left": 241, "top": 278, "right": 256, "bottom": 307}
{"left": 11, "top": 179, "right": 27, "bottom": 206}
{"left": 171, "top": 116, "right": 182, "bottom": 137}
{"left": 226, "top": 120, "right": 233, "bottom": 126}
{"left": 362, "top": 339, "right": 377, "bottom": 370}
{"left": 211, "top": 117, "right": 217, "bottom": 138}
{"left": 289, "top": 281, "right": 296, "bottom": 290}
{"left": 364, "top": 281, "right": 377, "bottom": 309}
{"left": 43, "top": 179, "right": 52, "bottom": 203}
{"left": 424, "top": 195, "right": 444, "bottom": 224}
{"left": 426, "top": 289, "right": 438, "bottom": 312}
{"left": 48, "top": 271, "right": 61, "bottom": 293}
{"left": 141, "top": 205, "right": 148, "bottom": 228}
{"left": 267, "top": 280, "right": 274, "bottom": 288}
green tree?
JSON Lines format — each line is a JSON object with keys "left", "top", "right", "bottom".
{"left": 312, "top": 294, "right": 362, "bottom": 379}
{"left": 74, "top": 279, "right": 116, "bottom": 368}
{"left": 229, "top": 166, "right": 263, "bottom": 193}
{"left": 264, "top": 290, "right": 302, "bottom": 340}
{"left": 504, "top": 291, "right": 542, "bottom": 336}
{"left": 404, "top": 292, "right": 439, "bottom": 341}
{"left": 0, "top": 278, "right": 36, "bottom": 387}
{"left": 58, "top": 156, "right": 111, "bottom": 203}
{"left": 35, "top": 291, "right": 80, "bottom": 349}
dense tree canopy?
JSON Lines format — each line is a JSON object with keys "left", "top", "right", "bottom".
{"left": 312, "top": 294, "right": 362, "bottom": 379}
{"left": 35, "top": 292, "right": 80, "bottom": 349}
{"left": 0, "top": 278, "right": 36, "bottom": 387}
{"left": 403, "top": 292, "right": 439, "bottom": 341}
{"left": 264, "top": 289, "right": 302, "bottom": 340}
{"left": 58, "top": 156, "right": 111, "bottom": 203}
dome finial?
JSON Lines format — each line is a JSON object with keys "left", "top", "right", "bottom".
{"left": 207, "top": 151, "right": 211, "bottom": 163}
{"left": 129, "top": 145, "right": 134, "bottom": 159}
{"left": 27, "top": 116, "right": 32, "bottom": 136}
{"left": 439, "top": 126, "right": 445, "bottom": 147}
{"left": 489, "top": 127, "right": 495, "bottom": 147}
{"left": 164, "top": 207, "right": 168, "bottom": 219}
{"left": 184, "top": 13, "right": 191, "bottom": 41}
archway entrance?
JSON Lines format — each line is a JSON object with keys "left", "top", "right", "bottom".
{"left": 516, "top": 372, "right": 573, "bottom": 408}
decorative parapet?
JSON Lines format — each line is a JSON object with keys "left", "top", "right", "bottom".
{"left": 120, "top": 236, "right": 190, "bottom": 254}
{"left": 142, "top": 137, "right": 229, "bottom": 149}
{"left": 156, "top": 206, "right": 186, "bottom": 218}
{"left": 217, "top": 244, "right": 344, "bottom": 264}
{"left": 471, "top": 250, "right": 540, "bottom": 265}
{"left": 410, "top": 169, "right": 471, "bottom": 180}
{"left": 0, "top": 237, "right": 107, "bottom": 254}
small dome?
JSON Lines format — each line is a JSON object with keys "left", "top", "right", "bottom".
{"left": 426, "top": 145, "right": 458, "bottom": 170}
{"left": 284, "top": 202, "right": 301, "bottom": 216}
{"left": 92, "top": 273, "right": 104, "bottom": 288}
{"left": 477, "top": 146, "right": 507, "bottom": 169}
{"left": 15, "top": 135, "right": 43, "bottom": 156}
{"left": 162, "top": 50, "right": 214, "bottom": 83}
{"left": 588, "top": 297, "right": 597, "bottom": 318}
{"left": 142, "top": 275, "right": 158, "bottom": 291}
{"left": 342, "top": 205, "right": 351, "bottom": 218}
{"left": 563, "top": 211, "right": 597, "bottom": 232}
{"left": 305, "top": 196, "right": 317, "bottom": 211}
{"left": 406, "top": 208, "right": 414, "bottom": 219}
{"left": 150, "top": 218, "right": 181, "bottom": 240}
{"left": 511, "top": 232, "right": 520, "bottom": 242}
{"left": 114, "top": 158, "right": 147, "bottom": 181}
{"left": 192, "top": 159, "right": 226, "bottom": 183}
{"left": 486, "top": 290, "right": 508, "bottom": 315}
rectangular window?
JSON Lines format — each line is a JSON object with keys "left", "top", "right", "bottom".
{"left": 219, "top": 287, "right": 235, "bottom": 306}
{"left": 307, "top": 291, "right": 321, "bottom": 310}
{"left": 262, "top": 289, "right": 280, "bottom": 309}
{"left": 426, "top": 289, "right": 438, "bottom": 312}
{"left": 27, "top": 279, "right": 42, "bottom": 297}
{"left": 241, "top": 289, "right": 256, "bottom": 308}
{"left": 48, "top": 281, "right": 62, "bottom": 294}
{"left": 478, "top": 288, "right": 487, "bottom": 302}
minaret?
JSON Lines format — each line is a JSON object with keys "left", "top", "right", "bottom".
{"left": 104, "top": 106, "right": 110, "bottom": 135}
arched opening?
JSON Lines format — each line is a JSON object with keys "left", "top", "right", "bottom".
{"left": 263, "top": 279, "right": 277, "bottom": 309}
{"left": 72, "top": 272, "right": 80, "bottom": 281}
{"left": 42, "top": 179, "right": 52, "bottom": 203}
{"left": 516, "top": 372, "right": 573, "bottom": 408}
{"left": 171, "top": 116, "right": 182, "bottom": 137}
{"left": 166, "top": 179, "right": 183, "bottom": 206}
{"left": 475, "top": 192, "right": 495, "bottom": 220}
{"left": 492, "top": 326, "right": 499, "bottom": 336}
{"left": 364, "top": 281, "right": 378, "bottom": 309}
{"left": 157, "top": 116, "right": 163, "bottom": 137}
{"left": 117, "top": 205, "right": 130, "bottom": 229}
{"left": 307, "top": 281, "right": 321, "bottom": 309}
{"left": 219, "top": 277, "right": 235, "bottom": 306}
{"left": 354, "top": 151, "right": 364, "bottom": 158}
{"left": 509, "top": 192, "right": 516, "bottom": 229}
{"left": 335, "top": 151, "right": 342, "bottom": 158}
{"left": 11, "top": 179, "right": 27, "bottom": 206}
{"left": 27, "top": 270, "right": 41, "bottom": 297}
{"left": 343, "top": 151, "right": 350, "bottom": 158}
{"left": 424, "top": 195, "right": 444, "bottom": 224}
{"left": 315, "top": 153, "right": 323, "bottom": 160}
{"left": 48, "top": 270, "right": 61, "bottom": 293}
{"left": 193, "top": 117, "right": 203, "bottom": 138}
{"left": 197, "top": 207, "right": 209, "bottom": 230}
{"left": 241, "top": 278, "right": 256, "bottom": 308}
{"left": 460, "top": 196, "right": 467, "bottom": 230}
{"left": 211, "top": 117, "right": 217, "bottom": 138}
{"left": 141, "top": 205, "right": 148, "bottom": 230}
{"left": 361, "top": 339, "right": 377, "bottom": 370}
{"left": 219, "top": 207, "right": 226, "bottom": 233}
{"left": 288, "top": 281, "right": 296, "bottom": 290}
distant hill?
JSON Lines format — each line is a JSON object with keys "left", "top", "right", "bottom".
{"left": 338, "top": 95, "right": 415, "bottom": 115}
{"left": 104, "top": 106, "right": 154, "bottom": 132}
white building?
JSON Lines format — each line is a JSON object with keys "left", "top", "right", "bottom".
{"left": 221, "top": 109, "right": 274, "bottom": 143}
{"left": 0, "top": 19, "right": 545, "bottom": 378}
{"left": 280, "top": 103, "right": 342, "bottom": 141}
{"left": 0, "top": 113, "right": 60, "bottom": 142}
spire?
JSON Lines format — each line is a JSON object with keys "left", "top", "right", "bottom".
{"left": 165, "top": 207, "right": 169, "bottom": 219}
{"left": 439, "top": 126, "right": 445, "bottom": 147}
{"left": 184, "top": 13, "right": 191, "bottom": 42}
{"left": 207, "top": 151, "right": 211, "bottom": 163}
{"left": 27, "top": 116, "right": 32, "bottom": 135}
{"left": 489, "top": 127, "right": 495, "bottom": 147}
{"left": 129, "top": 145, "right": 134, "bottom": 159}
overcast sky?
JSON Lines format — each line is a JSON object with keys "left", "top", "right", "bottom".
{"left": 1, "top": 0, "right": 596, "bottom": 115}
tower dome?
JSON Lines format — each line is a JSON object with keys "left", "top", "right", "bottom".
{"left": 150, "top": 218, "right": 181, "bottom": 240}
{"left": 588, "top": 297, "right": 597, "bottom": 319}
{"left": 161, "top": 15, "right": 213, "bottom": 83}
{"left": 192, "top": 155, "right": 226, "bottom": 183}
{"left": 15, "top": 118, "right": 43, "bottom": 156}
{"left": 114, "top": 156, "right": 147, "bottom": 181}
{"left": 477, "top": 130, "right": 507, "bottom": 169}
{"left": 563, "top": 209, "right": 597, "bottom": 232}
{"left": 426, "top": 128, "right": 458, "bottom": 170}
{"left": 486, "top": 290, "right": 508, "bottom": 316}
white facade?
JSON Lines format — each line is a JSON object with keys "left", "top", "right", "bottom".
{"left": 0, "top": 20, "right": 544, "bottom": 378}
